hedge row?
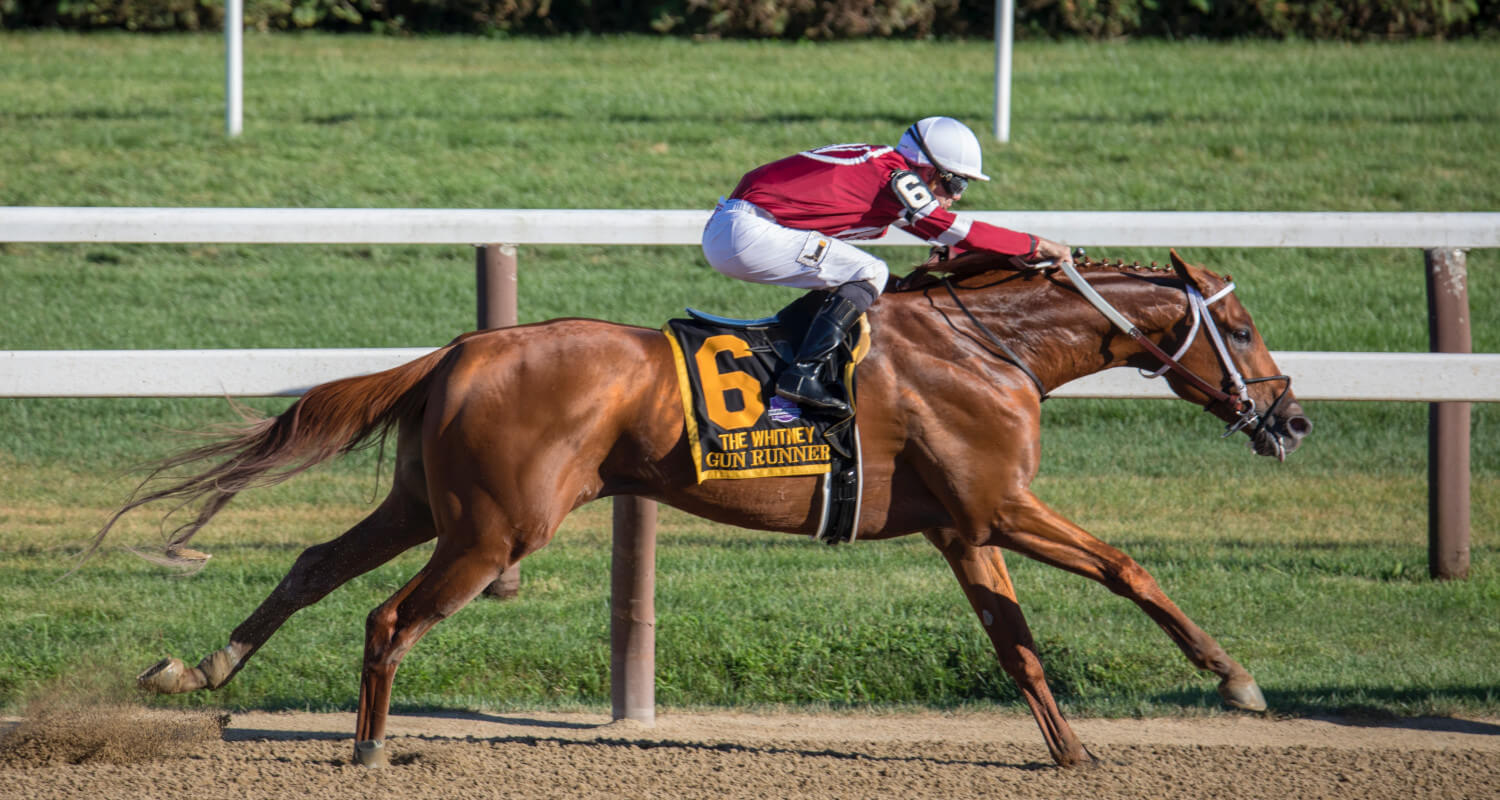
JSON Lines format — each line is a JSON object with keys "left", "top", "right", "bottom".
{"left": 3, "top": 0, "right": 1496, "bottom": 38}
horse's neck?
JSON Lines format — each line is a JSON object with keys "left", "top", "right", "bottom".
{"left": 889, "top": 267, "right": 1188, "bottom": 392}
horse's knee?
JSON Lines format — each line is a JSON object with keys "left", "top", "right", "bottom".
{"left": 364, "top": 603, "right": 400, "bottom": 653}
{"left": 1100, "top": 557, "right": 1158, "bottom": 597}
{"left": 947, "top": 526, "right": 997, "bottom": 549}
{"left": 362, "top": 597, "right": 441, "bottom": 672}
{"left": 994, "top": 642, "right": 1047, "bottom": 686}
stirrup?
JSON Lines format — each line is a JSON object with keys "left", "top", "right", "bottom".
{"left": 776, "top": 366, "right": 850, "bottom": 416}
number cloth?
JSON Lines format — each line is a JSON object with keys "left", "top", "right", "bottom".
{"left": 661, "top": 312, "right": 871, "bottom": 483}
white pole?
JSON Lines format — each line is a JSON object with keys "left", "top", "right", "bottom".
{"left": 993, "top": 0, "right": 1013, "bottom": 143}
{"left": 225, "top": 0, "right": 243, "bottom": 138}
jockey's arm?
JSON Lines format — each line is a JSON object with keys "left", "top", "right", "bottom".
{"left": 898, "top": 207, "right": 1071, "bottom": 266}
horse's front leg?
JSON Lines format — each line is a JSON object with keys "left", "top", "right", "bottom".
{"left": 988, "top": 491, "right": 1266, "bottom": 712}
{"left": 924, "top": 529, "right": 1093, "bottom": 767}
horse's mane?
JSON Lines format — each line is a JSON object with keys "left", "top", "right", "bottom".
{"left": 887, "top": 250, "right": 1182, "bottom": 294}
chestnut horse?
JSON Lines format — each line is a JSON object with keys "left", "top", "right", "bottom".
{"left": 102, "top": 250, "right": 1310, "bottom": 768}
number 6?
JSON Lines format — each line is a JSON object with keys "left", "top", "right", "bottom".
{"left": 694, "top": 334, "right": 765, "bottom": 430}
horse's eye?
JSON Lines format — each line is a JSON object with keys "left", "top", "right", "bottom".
{"left": 1231, "top": 328, "right": 1253, "bottom": 344}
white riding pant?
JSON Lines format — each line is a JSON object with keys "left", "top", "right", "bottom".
{"left": 701, "top": 199, "right": 889, "bottom": 294}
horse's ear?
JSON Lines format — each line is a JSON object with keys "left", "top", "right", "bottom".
{"left": 1169, "top": 249, "right": 1213, "bottom": 292}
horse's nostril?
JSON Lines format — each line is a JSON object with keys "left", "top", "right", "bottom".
{"left": 1286, "top": 416, "right": 1313, "bottom": 438}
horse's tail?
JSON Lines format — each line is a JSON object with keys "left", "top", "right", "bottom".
{"left": 84, "top": 341, "right": 463, "bottom": 567}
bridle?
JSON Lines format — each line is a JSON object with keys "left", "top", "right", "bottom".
{"left": 1055, "top": 258, "right": 1294, "bottom": 444}
{"left": 938, "top": 259, "right": 1294, "bottom": 447}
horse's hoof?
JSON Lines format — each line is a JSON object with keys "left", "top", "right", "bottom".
{"left": 1218, "top": 676, "right": 1268, "bottom": 712}
{"left": 137, "top": 658, "right": 187, "bottom": 694}
{"left": 354, "top": 739, "right": 388, "bottom": 768}
{"left": 1054, "top": 747, "right": 1098, "bottom": 769}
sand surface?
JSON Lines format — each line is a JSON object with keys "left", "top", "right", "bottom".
{"left": 4, "top": 707, "right": 1498, "bottom": 799}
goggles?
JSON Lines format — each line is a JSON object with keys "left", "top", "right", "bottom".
{"left": 937, "top": 172, "right": 968, "bottom": 197}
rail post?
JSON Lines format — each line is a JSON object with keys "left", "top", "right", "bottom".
{"left": 611, "top": 495, "right": 657, "bottom": 725}
{"left": 1425, "top": 247, "right": 1471, "bottom": 580}
{"left": 477, "top": 244, "right": 523, "bottom": 599}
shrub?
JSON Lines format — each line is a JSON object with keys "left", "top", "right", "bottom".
{"left": 2, "top": 0, "right": 1496, "bottom": 37}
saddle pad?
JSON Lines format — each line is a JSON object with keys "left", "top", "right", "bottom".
{"left": 661, "top": 314, "right": 868, "bottom": 484}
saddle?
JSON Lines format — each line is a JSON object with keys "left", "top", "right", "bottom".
{"left": 662, "top": 292, "right": 871, "bottom": 544}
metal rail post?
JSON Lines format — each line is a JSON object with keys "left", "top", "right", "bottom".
{"left": 477, "top": 244, "right": 523, "bottom": 599}
{"left": 993, "top": 0, "right": 1014, "bottom": 143}
{"left": 1425, "top": 247, "right": 1472, "bottom": 580}
{"left": 611, "top": 496, "right": 657, "bottom": 725}
{"left": 225, "top": 0, "right": 242, "bottom": 138}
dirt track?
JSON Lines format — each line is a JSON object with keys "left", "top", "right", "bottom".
{"left": 4, "top": 707, "right": 1499, "bottom": 800}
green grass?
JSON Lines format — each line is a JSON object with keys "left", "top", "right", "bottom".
{"left": 0, "top": 33, "right": 1496, "bottom": 719}
{"left": 2, "top": 477, "right": 1494, "bottom": 717}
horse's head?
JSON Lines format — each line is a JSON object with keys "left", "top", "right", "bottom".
{"left": 888, "top": 248, "right": 1312, "bottom": 460}
{"left": 1155, "top": 251, "right": 1312, "bottom": 460}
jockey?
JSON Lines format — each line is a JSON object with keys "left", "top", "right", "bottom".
{"left": 702, "top": 115, "right": 1073, "bottom": 416}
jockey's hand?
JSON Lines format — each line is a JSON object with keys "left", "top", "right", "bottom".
{"left": 921, "top": 245, "right": 950, "bottom": 268}
{"left": 1029, "top": 236, "right": 1074, "bottom": 266}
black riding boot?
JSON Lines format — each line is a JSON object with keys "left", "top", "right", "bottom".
{"left": 776, "top": 294, "right": 862, "bottom": 416}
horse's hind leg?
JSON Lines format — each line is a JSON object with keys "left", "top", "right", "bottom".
{"left": 925, "top": 529, "right": 1092, "bottom": 767}
{"left": 352, "top": 532, "right": 518, "bottom": 767}
{"left": 137, "top": 488, "right": 436, "bottom": 695}
{"left": 991, "top": 491, "right": 1266, "bottom": 712}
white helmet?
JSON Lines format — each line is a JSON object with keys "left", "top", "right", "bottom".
{"left": 896, "top": 116, "right": 991, "bottom": 183}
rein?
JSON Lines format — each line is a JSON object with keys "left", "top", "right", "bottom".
{"left": 939, "top": 277, "right": 1048, "bottom": 397}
